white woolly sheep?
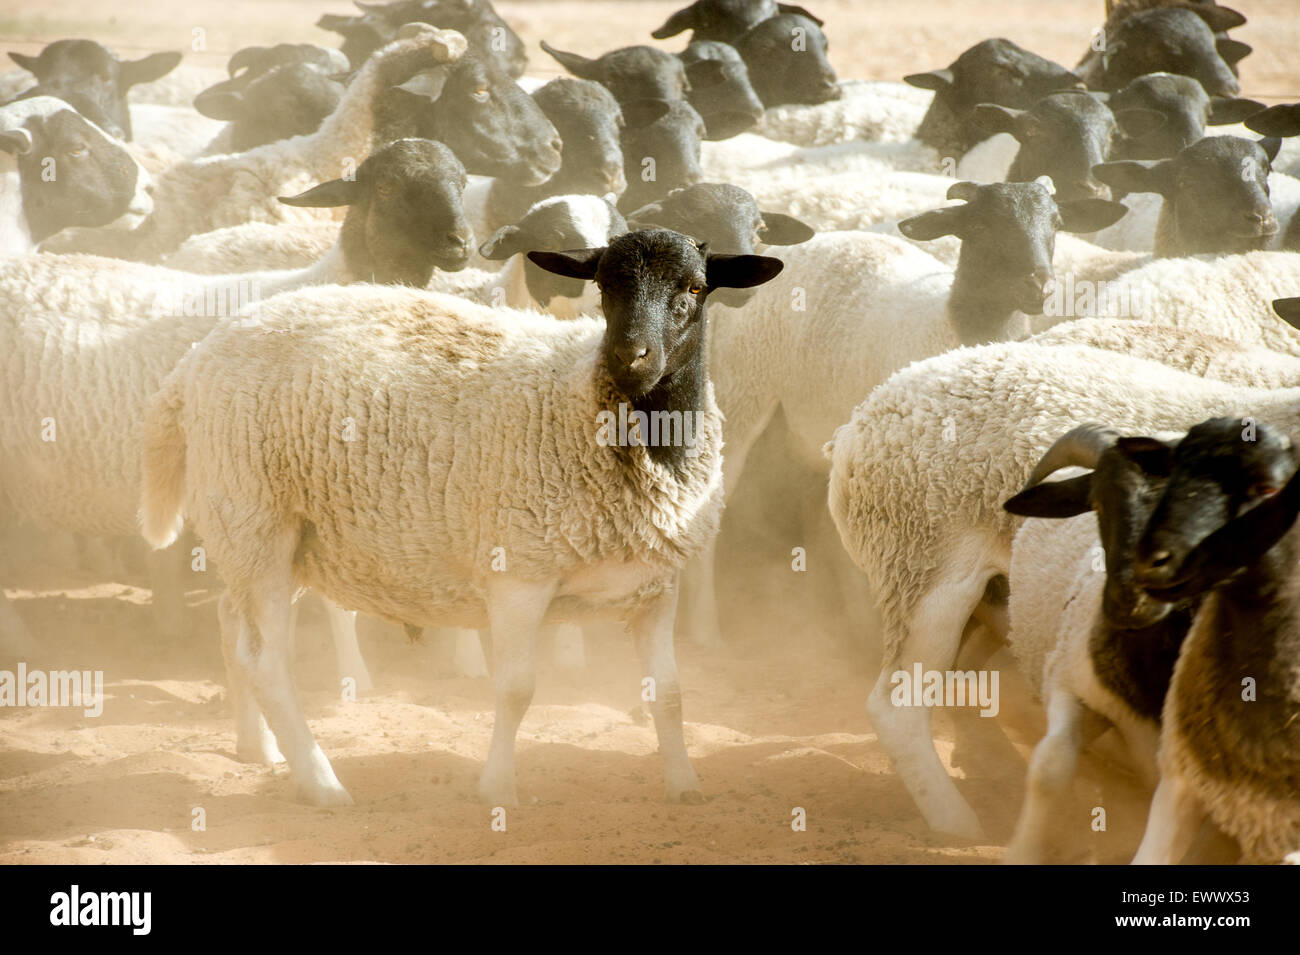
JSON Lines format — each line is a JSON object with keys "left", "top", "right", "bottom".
{"left": 137, "top": 229, "right": 783, "bottom": 807}
{"left": 823, "top": 330, "right": 1300, "bottom": 840}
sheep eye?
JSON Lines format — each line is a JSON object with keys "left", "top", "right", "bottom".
{"left": 67, "top": 144, "right": 88, "bottom": 158}
{"left": 688, "top": 284, "right": 703, "bottom": 295}
{"left": 473, "top": 88, "right": 490, "bottom": 103}
{"left": 1250, "top": 482, "right": 1280, "bottom": 497}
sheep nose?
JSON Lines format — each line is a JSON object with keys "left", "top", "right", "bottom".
{"left": 549, "top": 136, "right": 564, "bottom": 155}
{"left": 1029, "top": 266, "right": 1054, "bottom": 293}
{"left": 614, "top": 343, "right": 650, "bottom": 367}
{"left": 446, "top": 231, "right": 471, "bottom": 251}
{"left": 145, "top": 182, "right": 156, "bottom": 196}
{"left": 1245, "top": 210, "right": 1278, "bottom": 233}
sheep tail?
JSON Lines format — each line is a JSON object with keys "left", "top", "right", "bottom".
{"left": 140, "top": 374, "right": 188, "bottom": 549}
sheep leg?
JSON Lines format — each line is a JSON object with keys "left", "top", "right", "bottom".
{"left": 455, "top": 628, "right": 490, "bottom": 677}
{"left": 1003, "top": 692, "right": 1108, "bottom": 864}
{"left": 631, "top": 582, "right": 702, "bottom": 803}
{"left": 228, "top": 569, "right": 352, "bottom": 806}
{"left": 218, "top": 592, "right": 284, "bottom": 766}
{"left": 323, "top": 600, "right": 372, "bottom": 693}
{"left": 678, "top": 545, "right": 725, "bottom": 648}
{"left": 866, "top": 572, "right": 994, "bottom": 841}
{"left": 1131, "top": 774, "right": 1203, "bottom": 865}
{"left": 550, "top": 623, "right": 586, "bottom": 669}
{"left": 478, "top": 578, "right": 555, "bottom": 807}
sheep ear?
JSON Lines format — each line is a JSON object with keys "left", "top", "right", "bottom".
{"left": 1092, "top": 159, "right": 1168, "bottom": 197}
{"left": 1115, "top": 436, "right": 1175, "bottom": 477}
{"left": 194, "top": 88, "right": 244, "bottom": 121}
{"left": 650, "top": 6, "right": 696, "bottom": 40}
{"left": 528, "top": 248, "right": 604, "bottom": 280}
{"left": 705, "top": 253, "right": 784, "bottom": 290}
{"left": 540, "top": 41, "right": 599, "bottom": 79}
{"left": 480, "top": 224, "right": 529, "bottom": 261}
{"left": 395, "top": 68, "right": 449, "bottom": 101}
{"left": 758, "top": 212, "right": 815, "bottom": 245}
{"left": 777, "top": 5, "right": 824, "bottom": 26}
{"left": 624, "top": 199, "right": 665, "bottom": 227}
{"left": 1259, "top": 136, "right": 1282, "bottom": 163}
{"left": 1197, "top": 5, "right": 1248, "bottom": 32}
{"left": 0, "top": 127, "right": 34, "bottom": 156}
{"left": 121, "top": 51, "right": 183, "bottom": 88}
{"left": 1272, "top": 297, "right": 1300, "bottom": 329}
{"left": 1057, "top": 198, "right": 1128, "bottom": 233}
{"left": 972, "top": 103, "right": 1025, "bottom": 138}
{"left": 1209, "top": 96, "right": 1265, "bottom": 126}
{"left": 898, "top": 206, "right": 964, "bottom": 240}
{"left": 684, "top": 58, "right": 728, "bottom": 90}
{"left": 904, "top": 69, "right": 953, "bottom": 93}
{"left": 1114, "top": 107, "right": 1166, "bottom": 139}
{"left": 1245, "top": 103, "right": 1300, "bottom": 137}
{"left": 1003, "top": 474, "right": 1093, "bottom": 518}
{"left": 278, "top": 178, "right": 360, "bottom": 208}
{"left": 8, "top": 51, "right": 40, "bottom": 75}
{"left": 1215, "top": 38, "right": 1252, "bottom": 67}
{"left": 622, "top": 98, "right": 672, "bottom": 130}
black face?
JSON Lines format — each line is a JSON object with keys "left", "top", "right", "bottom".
{"left": 323, "top": 0, "right": 527, "bottom": 77}
{"left": 1134, "top": 418, "right": 1297, "bottom": 600}
{"left": 1095, "top": 135, "right": 1280, "bottom": 256}
{"left": 899, "top": 180, "right": 1126, "bottom": 340}
{"left": 528, "top": 230, "right": 783, "bottom": 405}
{"left": 618, "top": 99, "right": 706, "bottom": 213}
{"left": 985, "top": 92, "right": 1118, "bottom": 202}
{"left": 542, "top": 44, "right": 690, "bottom": 109}
{"left": 735, "top": 13, "right": 838, "bottom": 108}
{"left": 283, "top": 138, "right": 472, "bottom": 283}
{"left": 1110, "top": 73, "right": 1209, "bottom": 160}
{"left": 681, "top": 41, "right": 765, "bottom": 140}
{"left": 627, "top": 182, "right": 813, "bottom": 306}
{"left": 416, "top": 54, "right": 562, "bottom": 185}
{"left": 1096, "top": 8, "right": 1241, "bottom": 97}
{"left": 9, "top": 108, "right": 145, "bottom": 242}
{"left": 651, "top": 0, "right": 783, "bottom": 44}
{"left": 532, "top": 78, "right": 626, "bottom": 198}
{"left": 9, "top": 39, "right": 181, "bottom": 141}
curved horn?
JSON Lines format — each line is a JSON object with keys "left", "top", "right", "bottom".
{"left": 1023, "top": 423, "right": 1120, "bottom": 487}
{"left": 227, "top": 46, "right": 268, "bottom": 77}
{"left": 945, "top": 180, "right": 980, "bottom": 202}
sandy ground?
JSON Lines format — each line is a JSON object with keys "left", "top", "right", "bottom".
{"left": 3, "top": 0, "right": 1286, "bottom": 864}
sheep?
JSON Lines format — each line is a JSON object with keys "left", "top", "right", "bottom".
{"left": 1075, "top": 5, "right": 1249, "bottom": 97}
{"left": 540, "top": 42, "right": 689, "bottom": 108}
{"left": 318, "top": 0, "right": 527, "bottom": 78}
{"left": 1245, "top": 104, "right": 1300, "bottom": 236}
{"left": 4, "top": 39, "right": 182, "bottom": 140}
{"left": 0, "top": 96, "right": 153, "bottom": 256}
{"left": 0, "top": 136, "right": 472, "bottom": 661}
{"left": 905, "top": 39, "right": 1083, "bottom": 162}
{"left": 678, "top": 40, "right": 765, "bottom": 140}
{"left": 460, "top": 78, "right": 634, "bottom": 245}
{"left": 137, "top": 229, "right": 784, "bottom": 806}
{"left": 193, "top": 44, "right": 350, "bottom": 154}
{"left": 676, "top": 181, "right": 1127, "bottom": 645}
{"left": 1104, "top": 72, "right": 1263, "bottom": 160}
{"left": 822, "top": 331, "right": 1300, "bottom": 840}
{"left": 618, "top": 98, "right": 708, "bottom": 213}
{"left": 650, "top": 0, "right": 812, "bottom": 44}
{"left": 732, "top": 12, "right": 839, "bottom": 108}
{"left": 998, "top": 418, "right": 1295, "bottom": 863}
{"left": 1127, "top": 418, "right": 1300, "bottom": 864}
{"left": 162, "top": 221, "right": 339, "bottom": 274}
{"left": 1090, "top": 135, "right": 1298, "bottom": 254}
{"left": 41, "top": 25, "right": 561, "bottom": 262}
{"left": 441, "top": 193, "right": 629, "bottom": 317}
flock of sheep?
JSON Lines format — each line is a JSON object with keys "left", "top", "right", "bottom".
{"left": 2, "top": 0, "right": 1300, "bottom": 865}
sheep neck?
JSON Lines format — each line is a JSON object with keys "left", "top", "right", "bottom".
{"left": 1172, "top": 538, "right": 1300, "bottom": 799}
{"left": 1088, "top": 605, "right": 1195, "bottom": 723}
{"left": 610, "top": 321, "right": 709, "bottom": 474}
{"left": 947, "top": 257, "right": 1030, "bottom": 345}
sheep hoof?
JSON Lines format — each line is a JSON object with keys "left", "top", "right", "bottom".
{"left": 477, "top": 775, "right": 519, "bottom": 808}
{"left": 932, "top": 809, "right": 986, "bottom": 843}
{"left": 235, "top": 734, "right": 285, "bottom": 766}
{"left": 297, "top": 779, "right": 354, "bottom": 808}
{"left": 671, "top": 788, "right": 706, "bottom": 805}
